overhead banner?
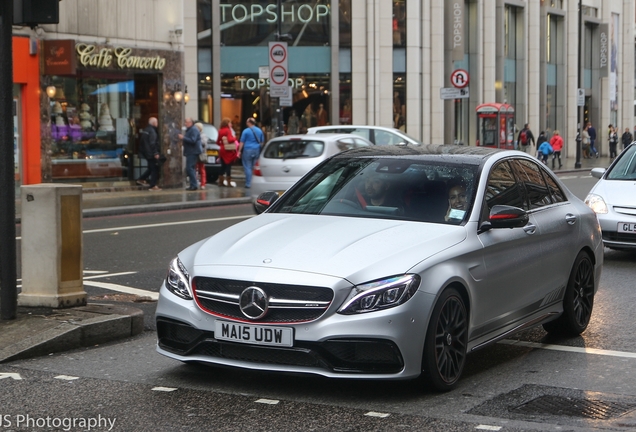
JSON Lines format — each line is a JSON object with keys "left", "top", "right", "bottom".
{"left": 599, "top": 23, "right": 608, "bottom": 78}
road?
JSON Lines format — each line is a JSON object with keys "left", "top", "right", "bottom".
{"left": 4, "top": 173, "right": 636, "bottom": 432}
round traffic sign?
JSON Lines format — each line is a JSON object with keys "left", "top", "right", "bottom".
{"left": 269, "top": 43, "right": 287, "bottom": 64}
{"left": 270, "top": 65, "right": 288, "bottom": 85}
{"left": 450, "top": 69, "right": 469, "bottom": 88}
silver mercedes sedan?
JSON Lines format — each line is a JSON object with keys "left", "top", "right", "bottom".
{"left": 585, "top": 142, "right": 636, "bottom": 250}
{"left": 156, "top": 144, "right": 603, "bottom": 391}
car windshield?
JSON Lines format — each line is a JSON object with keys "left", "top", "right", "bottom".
{"left": 606, "top": 145, "right": 636, "bottom": 180}
{"left": 271, "top": 156, "right": 478, "bottom": 224}
{"left": 264, "top": 140, "right": 325, "bottom": 159}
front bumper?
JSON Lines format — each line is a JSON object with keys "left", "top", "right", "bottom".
{"left": 155, "top": 282, "right": 434, "bottom": 380}
{"left": 598, "top": 213, "right": 636, "bottom": 249}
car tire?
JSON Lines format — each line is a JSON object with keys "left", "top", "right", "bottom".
{"left": 422, "top": 287, "right": 468, "bottom": 392}
{"left": 542, "top": 251, "right": 595, "bottom": 336}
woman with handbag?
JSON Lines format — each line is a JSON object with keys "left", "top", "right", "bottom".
{"left": 217, "top": 118, "right": 238, "bottom": 187}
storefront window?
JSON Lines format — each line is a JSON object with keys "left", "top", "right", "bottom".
{"left": 393, "top": 74, "right": 405, "bottom": 130}
{"left": 339, "top": 0, "right": 352, "bottom": 47}
{"left": 339, "top": 74, "right": 351, "bottom": 125}
{"left": 218, "top": 73, "right": 329, "bottom": 136}
{"left": 48, "top": 74, "right": 138, "bottom": 181}
{"left": 393, "top": 1, "right": 406, "bottom": 47}
{"left": 219, "top": 0, "right": 331, "bottom": 47}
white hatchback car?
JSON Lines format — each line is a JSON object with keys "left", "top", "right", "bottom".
{"left": 250, "top": 133, "right": 372, "bottom": 198}
{"left": 307, "top": 125, "right": 421, "bottom": 146}
{"left": 585, "top": 142, "right": 636, "bottom": 250}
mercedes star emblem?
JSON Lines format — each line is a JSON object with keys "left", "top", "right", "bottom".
{"left": 239, "top": 286, "right": 269, "bottom": 319}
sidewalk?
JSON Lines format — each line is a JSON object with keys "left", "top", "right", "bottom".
{"left": 2, "top": 153, "right": 612, "bottom": 364}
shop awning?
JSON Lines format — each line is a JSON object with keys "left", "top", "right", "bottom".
{"left": 91, "top": 81, "right": 135, "bottom": 95}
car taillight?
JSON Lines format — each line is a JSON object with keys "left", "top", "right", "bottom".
{"left": 253, "top": 160, "right": 262, "bottom": 176}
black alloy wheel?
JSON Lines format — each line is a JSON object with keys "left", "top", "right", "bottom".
{"left": 423, "top": 288, "right": 468, "bottom": 392}
{"left": 543, "top": 251, "right": 595, "bottom": 336}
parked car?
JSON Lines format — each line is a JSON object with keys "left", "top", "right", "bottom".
{"left": 585, "top": 142, "right": 636, "bottom": 250}
{"left": 307, "top": 125, "right": 422, "bottom": 146}
{"left": 156, "top": 145, "right": 603, "bottom": 391}
{"left": 249, "top": 133, "right": 372, "bottom": 198}
{"left": 196, "top": 122, "right": 221, "bottom": 183}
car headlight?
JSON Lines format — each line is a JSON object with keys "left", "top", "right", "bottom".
{"left": 165, "top": 257, "right": 193, "bottom": 300}
{"left": 584, "top": 193, "right": 608, "bottom": 214}
{"left": 338, "top": 274, "right": 420, "bottom": 315}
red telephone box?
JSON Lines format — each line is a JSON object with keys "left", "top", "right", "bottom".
{"left": 476, "top": 103, "right": 515, "bottom": 149}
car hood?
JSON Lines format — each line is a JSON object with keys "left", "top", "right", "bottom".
{"left": 592, "top": 179, "right": 636, "bottom": 207}
{"left": 191, "top": 214, "right": 466, "bottom": 281}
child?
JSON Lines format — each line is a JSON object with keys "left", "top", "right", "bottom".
{"left": 537, "top": 138, "right": 554, "bottom": 165}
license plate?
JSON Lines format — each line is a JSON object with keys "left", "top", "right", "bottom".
{"left": 207, "top": 150, "right": 219, "bottom": 156}
{"left": 215, "top": 321, "right": 293, "bottom": 347}
{"left": 617, "top": 222, "right": 636, "bottom": 233}
{"left": 207, "top": 156, "right": 216, "bottom": 164}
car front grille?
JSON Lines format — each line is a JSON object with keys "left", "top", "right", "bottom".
{"left": 603, "top": 231, "right": 636, "bottom": 244}
{"left": 193, "top": 277, "right": 334, "bottom": 323}
{"left": 156, "top": 318, "right": 404, "bottom": 374}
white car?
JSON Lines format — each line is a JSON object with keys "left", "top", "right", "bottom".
{"left": 307, "top": 125, "right": 421, "bottom": 146}
{"left": 250, "top": 133, "right": 372, "bottom": 198}
{"left": 585, "top": 142, "right": 636, "bottom": 250}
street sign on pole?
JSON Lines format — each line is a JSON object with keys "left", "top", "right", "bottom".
{"left": 577, "top": 88, "right": 585, "bottom": 106}
{"left": 450, "top": 69, "right": 469, "bottom": 88}
{"left": 268, "top": 41, "right": 288, "bottom": 98}
{"left": 280, "top": 86, "right": 293, "bottom": 107}
{"left": 440, "top": 87, "right": 469, "bottom": 99}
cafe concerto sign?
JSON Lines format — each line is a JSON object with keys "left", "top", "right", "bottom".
{"left": 76, "top": 43, "right": 167, "bottom": 71}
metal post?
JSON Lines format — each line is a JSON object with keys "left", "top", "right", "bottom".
{"left": 0, "top": 0, "right": 17, "bottom": 320}
{"left": 276, "top": 0, "right": 284, "bottom": 136}
{"left": 575, "top": 0, "right": 582, "bottom": 169}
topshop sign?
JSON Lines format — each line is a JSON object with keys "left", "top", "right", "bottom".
{"left": 220, "top": 3, "right": 330, "bottom": 24}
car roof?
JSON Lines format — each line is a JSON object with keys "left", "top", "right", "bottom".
{"left": 308, "top": 125, "right": 402, "bottom": 132}
{"left": 268, "top": 133, "right": 373, "bottom": 143}
{"left": 331, "top": 143, "right": 505, "bottom": 164}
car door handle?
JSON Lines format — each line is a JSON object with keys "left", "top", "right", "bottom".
{"left": 524, "top": 224, "right": 537, "bottom": 235}
{"left": 565, "top": 214, "right": 577, "bottom": 225}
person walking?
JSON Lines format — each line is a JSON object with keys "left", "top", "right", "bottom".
{"left": 237, "top": 117, "right": 264, "bottom": 189}
{"left": 136, "top": 117, "right": 162, "bottom": 191}
{"left": 587, "top": 122, "right": 598, "bottom": 157}
{"left": 549, "top": 130, "right": 563, "bottom": 169}
{"left": 537, "top": 138, "right": 554, "bottom": 165}
{"left": 621, "top": 127, "right": 633, "bottom": 152}
{"left": 535, "top": 131, "right": 547, "bottom": 159}
{"left": 516, "top": 123, "right": 535, "bottom": 153}
{"left": 608, "top": 125, "right": 619, "bottom": 160}
{"left": 581, "top": 124, "right": 591, "bottom": 159}
{"left": 194, "top": 122, "right": 208, "bottom": 189}
{"left": 217, "top": 117, "right": 239, "bottom": 187}
{"left": 178, "top": 117, "right": 203, "bottom": 191}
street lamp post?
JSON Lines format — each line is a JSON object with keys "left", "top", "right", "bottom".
{"left": 575, "top": 0, "right": 583, "bottom": 169}
{"left": 275, "top": 0, "right": 285, "bottom": 136}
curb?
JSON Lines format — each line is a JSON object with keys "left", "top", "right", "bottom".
{"left": 0, "top": 304, "right": 144, "bottom": 363}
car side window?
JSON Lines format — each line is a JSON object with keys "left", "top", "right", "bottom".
{"left": 543, "top": 172, "right": 567, "bottom": 203}
{"left": 511, "top": 159, "right": 553, "bottom": 209}
{"left": 483, "top": 161, "right": 527, "bottom": 213}
{"left": 374, "top": 130, "right": 402, "bottom": 145}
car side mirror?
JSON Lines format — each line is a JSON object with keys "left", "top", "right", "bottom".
{"left": 253, "top": 191, "right": 280, "bottom": 214}
{"left": 590, "top": 167, "right": 606, "bottom": 179}
{"left": 486, "top": 205, "right": 529, "bottom": 229}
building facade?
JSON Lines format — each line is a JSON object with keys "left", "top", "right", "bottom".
{"left": 193, "top": 0, "right": 635, "bottom": 159}
{"left": 13, "top": 0, "right": 188, "bottom": 189}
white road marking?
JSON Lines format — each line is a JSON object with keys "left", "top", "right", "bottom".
{"left": 255, "top": 399, "right": 280, "bottom": 405}
{"left": 152, "top": 386, "right": 178, "bottom": 392}
{"left": 54, "top": 375, "right": 79, "bottom": 381}
{"left": 499, "top": 339, "right": 636, "bottom": 359}
{"left": 16, "top": 215, "right": 253, "bottom": 240}
{"left": 83, "top": 281, "right": 159, "bottom": 301}
{"left": 365, "top": 412, "right": 390, "bottom": 418}
{"left": 83, "top": 270, "right": 109, "bottom": 274}
{"left": 0, "top": 373, "right": 22, "bottom": 380}
{"left": 83, "top": 271, "right": 137, "bottom": 280}
{"left": 475, "top": 426, "right": 502, "bottom": 431}
{"left": 558, "top": 175, "right": 580, "bottom": 180}
{"left": 83, "top": 215, "right": 253, "bottom": 234}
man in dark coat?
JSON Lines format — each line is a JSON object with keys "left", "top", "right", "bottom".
{"left": 178, "top": 117, "right": 203, "bottom": 190}
{"left": 136, "top": 117, "right": 161, "bottom": 191}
